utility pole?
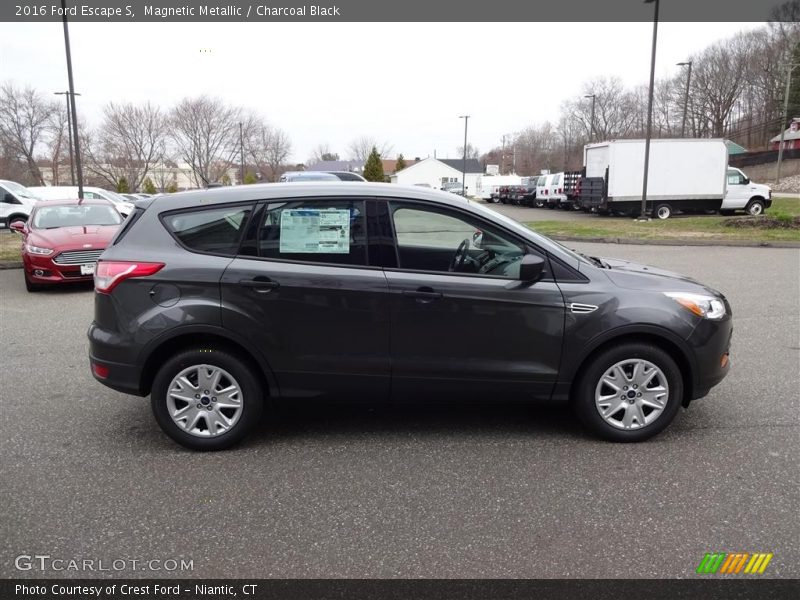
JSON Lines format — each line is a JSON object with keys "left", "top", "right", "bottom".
{"left": 239, "top": 122, "right": 245, "bottom": 184}
{"left": 459, "top": 115, "right": 470, "bottom": 196}
{"left": 61, "top": 0, "right": 83, "bottom": 199}
{"left": 639, "top": 0, "right": 659, "bottom": 221}
{"left": 584, "top": 94, "right": 596, "bottom": 142}
{"left": 677, "top": 61, "right": 693, "bottom": 138}
{"left": 54, "top": 91, "right": 80, "bottom": 185}
{"left": 776, "top": 62, "right": 799, "bottom": 184}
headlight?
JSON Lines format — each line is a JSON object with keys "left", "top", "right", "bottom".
{"left": 664, "top": 292, "right": 726, "bottom": 320}
{"left": 25, "top": 244, "right": 53, "bottom": 256}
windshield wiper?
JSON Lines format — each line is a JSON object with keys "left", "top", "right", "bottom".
{"left": 575, "top": 251, "right": 608, "bottom": 268}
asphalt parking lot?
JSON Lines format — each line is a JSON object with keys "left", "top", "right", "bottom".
{"left": 1, "top": 242, "right": 798, "bottom": 579}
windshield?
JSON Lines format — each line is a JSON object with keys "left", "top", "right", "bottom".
{"left": 32, "top": 204, "right": 123, "bottom": 229}
{"left": 1, "top": 180, "right": 39, "bottom": 200}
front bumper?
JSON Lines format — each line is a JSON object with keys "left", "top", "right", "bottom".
{"left": 24, "top": 253, "right": 94, "bottom": 284}
{"left": 686, "top": 313, "right": 733, "bottom": 402}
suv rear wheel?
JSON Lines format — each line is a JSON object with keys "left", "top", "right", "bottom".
{"left": 151, "top": 348, "right": 264, "bottom": 450}
{"left": 574, "top": 343, "right": 683, "bottom": 442}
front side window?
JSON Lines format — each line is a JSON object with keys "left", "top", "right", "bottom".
{"left": 727, "top": 170, "right": 744, "bottom": 185}
{"left": 390, "top": 203, "right": 528, "bottom": 279}
{"left": 258, "top": 199, "right": 366, "bottom": 266}
{"left": 164, "top": 205, "right": 252, "bottom": 255}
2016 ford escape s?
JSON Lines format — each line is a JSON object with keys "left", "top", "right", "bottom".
{"left": 88, "top": 182, "right": 732, "bottom": 450}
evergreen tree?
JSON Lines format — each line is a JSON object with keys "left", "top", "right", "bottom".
{"left": 116, "top": 177, "right": 130, "bottom": 193}
{"left": 363, "top": 147, "right": 384, "bottom": 182}
{"left": 166, "top": 182, "right": 178, "bottom": 193}
{"left": 395, "top": 153, "right": 406, "bottom": 172}
{"left": 243, "top": 172, "right": 257, "bottom": 184}
{"left": 142, "top": 177, "right": 157, "bottom": 195}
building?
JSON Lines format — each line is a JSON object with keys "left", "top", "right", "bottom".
{"left": 390, "top": 157, "right": 483, "bottom": 193}
{"left": 770, "top": 118, "right": 800, "bottom": 151}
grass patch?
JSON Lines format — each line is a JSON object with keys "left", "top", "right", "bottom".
{"left": 0, "top": 231, "right": 22, "bottom": 262}
{"left": 525, "top": 197, "right": 800, "bottom": 243}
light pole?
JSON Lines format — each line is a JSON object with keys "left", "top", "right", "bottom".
{"left": 776, "top": 62, "right": 800, "bottom": 184}
{"left": 61, "top": 0, "right": 83, "bottom": 199}
{"left": 54, "top": 91, "right": 81, "bottom": 185}
{"left": 677, "top": 61, "right": 693, "bottom": 138}
{"left": 459, "top": 115, "right": 470, "bottom": 195}
{"left": 584, "top": 94, "right": 596, "bottom": 142}
{"left": 639, "top": 0, "right": 659, "bottom": 221}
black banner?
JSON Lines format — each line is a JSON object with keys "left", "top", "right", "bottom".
{"left": 3, "top": 579, "right": 800, "bottom": 600}
{"left": 1, "top": 0, "right": 798, "bottom": 22}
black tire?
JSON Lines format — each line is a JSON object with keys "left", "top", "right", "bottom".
{"left": 151, "top": 347, "right": 264, "bottom": 450}
{"left": 719, "top": 209, "right": 734, "bottom": 216}
{"left": 653, "top": 203, "right": 672, "bottom": 220}
{"left": 24, "top": 272, "right": 44, "bottom": 292}
{"left": 573, "top": 343, "right": 683, "bottom": 442}
{"left": 534, "top": 199, "right": 545, "bottom": 208}
{"left": 745, "top": 199, "right": 765, "bottom": 216}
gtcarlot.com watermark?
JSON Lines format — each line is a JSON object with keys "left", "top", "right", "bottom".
{"left": 14, "top": 554, "right": 193, "bottom": 573}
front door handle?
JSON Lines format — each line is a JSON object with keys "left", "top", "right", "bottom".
{"left": 401, "top": 286, "right": 443, "bottom": 303}
{"left": 239, "top": 277, "right": 280, "bottom": 293}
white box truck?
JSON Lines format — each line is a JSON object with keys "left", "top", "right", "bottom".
{"left": 477, "top": 175, "right": 523, "bottom": 202}
{"left": 581, "top": 138, "right": 750, "bottom": 219}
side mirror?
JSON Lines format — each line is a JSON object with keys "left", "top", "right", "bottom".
{"left": 519, "top": 253, "right": 546, "bottom": 283}
{"left": 9, "top": 220, "right": 26, "bottom": 233}
{"left": 743, "top": 178, "right": 750, "bottom": 185}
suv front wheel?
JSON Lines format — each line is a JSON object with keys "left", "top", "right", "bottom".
{"left": 574, "top": 343, "right": 683, "bottom": 442}
{"left": 151, "top": 348, "right": 264, "bottom": 450}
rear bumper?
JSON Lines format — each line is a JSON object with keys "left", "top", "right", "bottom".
{"left": 88, "top": 322, "right": 146, "bottom": 396}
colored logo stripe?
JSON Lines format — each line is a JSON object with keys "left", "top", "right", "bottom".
{"left": 697, "top": 552, "right": 773, "bottom": 574}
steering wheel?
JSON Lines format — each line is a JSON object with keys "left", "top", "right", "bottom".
{"left": 448, "top": 238, "right": 471, "bottom": 272}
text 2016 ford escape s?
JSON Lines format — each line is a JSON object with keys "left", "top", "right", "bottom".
{"left": 88, "top": 183, "right": 732, "bottom": 450}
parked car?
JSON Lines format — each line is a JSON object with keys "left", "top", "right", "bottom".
{"left": 11, "top": 198, "right": 122, "bottom": 292}
{"left": 278, "top": 171, "right": 341, "bottom": 182}
{"left": 325, "top": 171, "right": 367, "bottom": 182}
{"left": 88, "top": 182, "right": 732, "bottom": 450}
{"left": 0, "top": 179, "right": 40, "bottom": 228}
{"left": 28, "top": 186, "right": 135, "bottom": 217}
{"left": 441, "top": 181, "right": 465, "bottom": 195}
{"left": 536, "top": 174, "right": 559, "bottom": 208}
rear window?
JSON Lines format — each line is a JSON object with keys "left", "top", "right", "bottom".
{"left": 163, "top": 205, "right": 252, "bottom": 255}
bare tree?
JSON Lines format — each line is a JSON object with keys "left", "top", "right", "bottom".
{"left": 169, "top": 96, "right": 242, "bottom": 187}
{"left": 83, "top": 101, "right": 167, "bottom": 191}
{"left": 45, "top": 103, "right": 69, "bottom": 185}
{"left": 348, "top": 135, "right": 392, "bottom": 162}
{"left": 455, "top": 143, "right": 480, "bottom": 160}
{"left": 0, "top": 82, "right": 55, "bottom": 185}
{"left": 244, "top": 118, "right": 292, "bottom": 182}
{"left": 308, "top": 142, "right": 339, "bottom": 165}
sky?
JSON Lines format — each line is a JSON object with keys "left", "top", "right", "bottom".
{"left": 1, "top": 21, "right": 764, "bottom": 164}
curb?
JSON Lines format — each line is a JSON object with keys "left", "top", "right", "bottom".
{"left": 0, "top": 261, "right": 22, "bottom": 269}
{"left": 549, "top": 236, "right": 800, "bottom": 249}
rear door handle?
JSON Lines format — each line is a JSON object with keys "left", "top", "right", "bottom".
{"left": 239, "top": 277, "right": 280, "bottom": 293}
{"left": 401, "top": 287, "right": 443, "bottom": 303}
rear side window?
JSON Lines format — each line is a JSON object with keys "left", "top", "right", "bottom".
{"left": 258, "top": 199, "right": 367, "bottom": 266}
{"left": 163, "top": 205, "right": 252, "bottom": 255}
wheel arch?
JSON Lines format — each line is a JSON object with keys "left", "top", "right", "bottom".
{"left": 137, "top": 327, "right": 278, "bottom": 399}
{"left": 565, "top": 330, "right": 695, "bottom": 408}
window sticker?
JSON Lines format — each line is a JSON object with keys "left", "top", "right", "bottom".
{"left": 279, "top": 208, "right": 351, "bottom": 253}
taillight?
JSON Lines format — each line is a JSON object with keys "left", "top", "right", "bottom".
{"left": 95, "top": 261, "right": 164, "bottom": 294}
{"left": 558, "top": 188, "right": 563, "bottom": 194}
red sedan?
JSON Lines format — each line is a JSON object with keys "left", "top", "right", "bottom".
{"left": 10, "top": 198, "right": 123, "bottom": 292}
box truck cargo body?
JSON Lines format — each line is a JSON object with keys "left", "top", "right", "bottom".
{"left": 582, "top": 139, "right": 729, "bottom": 217}
{"left": 477, "top": 175, "right": 523, "bottom": 202}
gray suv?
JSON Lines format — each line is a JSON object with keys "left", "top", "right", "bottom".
{"left": 89, "top": 182, "right": 732, "bottom": 450}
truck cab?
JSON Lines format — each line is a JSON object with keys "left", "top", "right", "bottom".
{"left": 0, "top": 180, "right": 40, "bottom": 228}
{"left": 721, "top": 168, "right": 772, "bottom": 216}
